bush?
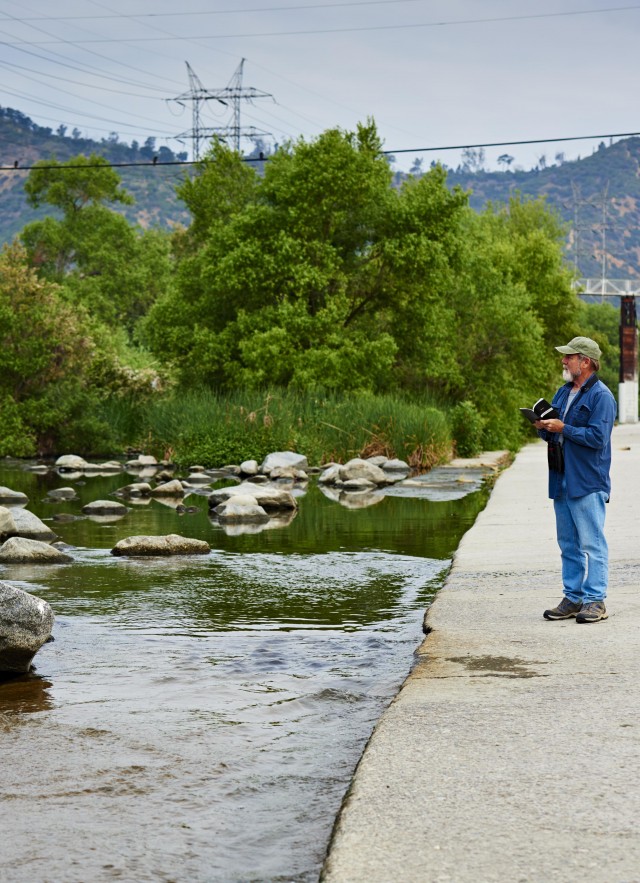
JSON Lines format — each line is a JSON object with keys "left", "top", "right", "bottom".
{"left": 450, "top": 400, "right": 486, "bottom": 458}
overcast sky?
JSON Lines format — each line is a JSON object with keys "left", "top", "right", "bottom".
{"left": 1, "top": 0, "right": 639, "bottom": 172}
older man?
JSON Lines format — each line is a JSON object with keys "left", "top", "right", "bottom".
{"left": 535, "top": 336, "right": 617, "bottom": 623}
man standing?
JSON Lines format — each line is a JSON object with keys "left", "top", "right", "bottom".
{"left": 535, "top": 336, "right": 617, "bottom": 623}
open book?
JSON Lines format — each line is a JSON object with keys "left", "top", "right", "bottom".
{"left": 519, "top": 398, "right": 559, "bottom": 424}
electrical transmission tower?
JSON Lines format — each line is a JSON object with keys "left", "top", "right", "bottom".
{"left": 174, "top": 59, "right": 274, "bottom": 160}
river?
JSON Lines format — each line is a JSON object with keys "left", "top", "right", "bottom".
{"left": 0, "top": 460, "right": 488, "bottom": 882}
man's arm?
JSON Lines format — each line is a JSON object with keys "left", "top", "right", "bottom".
{"left": 560, "top": 391, "right": 616, "bottom": 449}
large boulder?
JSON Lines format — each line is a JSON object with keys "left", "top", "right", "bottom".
{"left": 81, "top": 500, "right": 129, "bottom": 516}
{"left": 339, "top": 458, "right": 388, "bottom": 485}
{"left": 111, "top": 534, "right": 211, "bottom": 557}
{"left": 8, "top": 508, "right": 57, "bottom": 542}
{"left": 0, "top": 487, "right": 28, "bottom": 505}
{"left": 0, "top": 582, "right": 54, "bottom": 673}
{"left": 0, "top": 537, "right": 73, "bottom": 564}
{"left": 213, "top": 495, "right": 270, "bottom": 524}
{"left": 260, "top": 451, "right": 309, "bottom": 474}
{"left": 208, "top": 483, "right": 297, "bottom": 511}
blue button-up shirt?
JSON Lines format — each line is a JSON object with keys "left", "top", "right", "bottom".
{"left": 538, "top": 374, "right": 617, "bottom": 499}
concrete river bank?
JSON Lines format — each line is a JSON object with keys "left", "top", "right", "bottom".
{"left": 323, "top": 426, "right": 640, "bottom": 883}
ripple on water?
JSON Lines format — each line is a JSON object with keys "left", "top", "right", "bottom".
{"left": 0, "top": 550, "right": 447, "bottom": 882}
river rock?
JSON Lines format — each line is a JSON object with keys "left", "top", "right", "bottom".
{"left": 0, "top": 487, "right": 28, "bottom": 505}
{"left": 318, "top": 464, "right": 343, "bottom": 485}
{"left": 46, "top": 487, "right": 77, "bottom": 501}
{"left": 214, "top": 495, "right": 270, "bottom": 524}
{"left": 339, "top": 458, "right": 388, "bottom": 485}
{"left": 188, "top": 465, "right": 206, "bottom": 473}
{"left": 55, "top": 454, "right": 89, "bottom": 470}
{"left": 150, "top": 480, "right": 185, "bottom": 497}
{"left": 81, "top": 500, "right": 129, "bottom": 516}
{"left": 83, "top": 461, "right": 124, "bottom": 473}
{"left": 342, "top": 478, "right": 377, "bottom": 490}
{"left": 9, "top": 508, "right": 57, "bottom": 541}
{"left": 260, "top": 451, "right": 309, "bottom": 474}
{"left": 208, "top": 483, "right": 297, "bottom": 511}
{"left": 0, "top": 537, "right": 73, "bottom": 564}
{"left": 366, "top": 455, "right": 388, "bottom": 466}
{"left": 0, "top": 506, "right": 17, "bottom": 537}
{"left": 0, "top": 582, "right": 55, "bottom": 673}
{"left": 114, "top": 482, "right": 153, "bottom": 498}
{"left": 240, "top": 459, "right": 259, "bottom": 476}
{"left": 183, "top": 473, "right": 212, "bottom": 486}
{"left": 111, "top": 534, "right": 211, "bottom": 557}
{"left": 383, "top": 458, "right": 411, "bottom": 472}
{"left": 270, "top": 466, "right": 308, "bottom": 481}
{"left": 125, "top": 454, "right": 158, "bottom": 468}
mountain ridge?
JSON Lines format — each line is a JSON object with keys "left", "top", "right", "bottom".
{"left": 1, "top": 106, "right": 639, "bottom": 278}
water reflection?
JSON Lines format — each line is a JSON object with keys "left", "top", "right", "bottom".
{"left": 0, "top": 671, "right": 54, "bottom": 715}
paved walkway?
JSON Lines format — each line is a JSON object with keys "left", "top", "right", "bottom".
{"left": 322, "top": 424, "right": 640, "bottom": 883}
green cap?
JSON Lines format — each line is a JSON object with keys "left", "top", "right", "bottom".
{"left": 555, "top": 336, "right": 602, "bottom": 361}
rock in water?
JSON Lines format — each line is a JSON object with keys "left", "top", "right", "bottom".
{"left": 0, "top": 582, "right": 55, "bottom": 673}
{"left": 0, "top": 537, "right": 73, "bottom": 564}
{"left": 111, "top": 534, "right": 211, "bottom": 557}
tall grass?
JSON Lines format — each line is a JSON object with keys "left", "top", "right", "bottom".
{"left": 97, "top": 388, "right": 454, "bottom": 470}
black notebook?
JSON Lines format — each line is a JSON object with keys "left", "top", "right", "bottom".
{"left": 519, "top": 398, "right": 559, "bottom": 423}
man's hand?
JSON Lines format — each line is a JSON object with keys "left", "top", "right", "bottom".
{"left": 538, "top": 418, "right": 565, "bottom": 433}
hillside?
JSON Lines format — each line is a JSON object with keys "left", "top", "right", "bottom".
{"left": 1, "top": 106, "right": 640, "bottom": 279}
{"left": 440, "top": 137, "right": 640, "bottom": 279}
{"left": 0, "top": 107, "right": 191, "bottom": 241}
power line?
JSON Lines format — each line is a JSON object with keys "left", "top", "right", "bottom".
{"left": 4, "top": 4, "right": 640, "bottom": 43}
{"left": 2, "top": 128, "right": 638, "bottom": 172}
{"left": 0, "top": 0, "right": 466, "bottom": 21}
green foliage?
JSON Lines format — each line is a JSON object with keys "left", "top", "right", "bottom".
{"left": 141, "top": 124, "right": 469, "bottom": 394}
{"left": 21, "top": 154, "right": 173, "bottom": 333}
{"left": 0, "top": 242, "right": 108, "bottom": 454}
{"left": 450, "top": 401, "right": 486, "bottom": 458}
{"left": 24, "top": 153, "right": 133, "bottom": 213}
{"left": 95, "top": 388, "right": 453, "bottom": 469}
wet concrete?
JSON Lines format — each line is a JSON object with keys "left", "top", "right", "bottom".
{"left": 323, "top": 425, "right": 640, "bottom": 883}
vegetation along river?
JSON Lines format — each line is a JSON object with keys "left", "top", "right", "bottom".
{"left": 0, "top": 459, "right": 490, "bottom": 882}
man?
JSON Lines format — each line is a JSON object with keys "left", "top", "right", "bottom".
{"left": 535, "top": 336, "right": 617, "bottom": 624}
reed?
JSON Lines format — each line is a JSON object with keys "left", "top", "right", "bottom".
{"left": 97, "top": 388, "right": 454, "bottom": 470}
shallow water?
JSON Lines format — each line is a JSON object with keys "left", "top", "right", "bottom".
{"left": 0, "top": 462, "right": 488, "bottom": 882}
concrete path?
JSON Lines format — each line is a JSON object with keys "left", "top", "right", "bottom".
{"left": 322, "top": 424, "right": 640, "bottom": 883}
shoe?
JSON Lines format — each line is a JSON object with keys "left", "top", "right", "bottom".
{"left": 576, "top": 601, "right": 608, "bottom": 623}
{"left": 543, "top": 597, "right": 582, "bottom": 620}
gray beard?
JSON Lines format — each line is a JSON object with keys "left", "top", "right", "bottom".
{"left": 562, "top": 367, "right": 576, "bottom": 382}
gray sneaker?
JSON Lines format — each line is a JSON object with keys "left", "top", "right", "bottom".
{"left": 543, "top": 597, "right": 582, "bottom": 620}
{"left": 576, "top": 601, "right": 608, "bottom": 623}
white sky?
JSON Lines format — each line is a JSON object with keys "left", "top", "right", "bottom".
{"left": 1, "top": 0, "right": 639, "bottom": 172}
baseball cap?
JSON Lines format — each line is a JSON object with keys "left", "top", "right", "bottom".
{"left": 555, "top": 336, "right": 602, "bottom": 361}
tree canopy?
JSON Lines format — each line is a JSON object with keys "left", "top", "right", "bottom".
{"left": 142, "top": 123, "right": 579, "bottom": 445}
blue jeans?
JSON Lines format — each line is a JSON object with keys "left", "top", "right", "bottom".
{"left": 554, "top": 478, "right": 609, "bottom": 603}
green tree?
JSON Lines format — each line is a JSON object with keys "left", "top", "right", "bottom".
{"left": 0, "top": 243, "right": 105, "bottom": 455}
{"left": 20, "top": 153, "right": 172, "bottom": 332}
{"left": 143, "top": 123, "right": 467, "bottom": 392}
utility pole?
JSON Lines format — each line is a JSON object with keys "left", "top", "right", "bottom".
{"left": 174, "top": 59, "right": 274, "bottom": 160}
